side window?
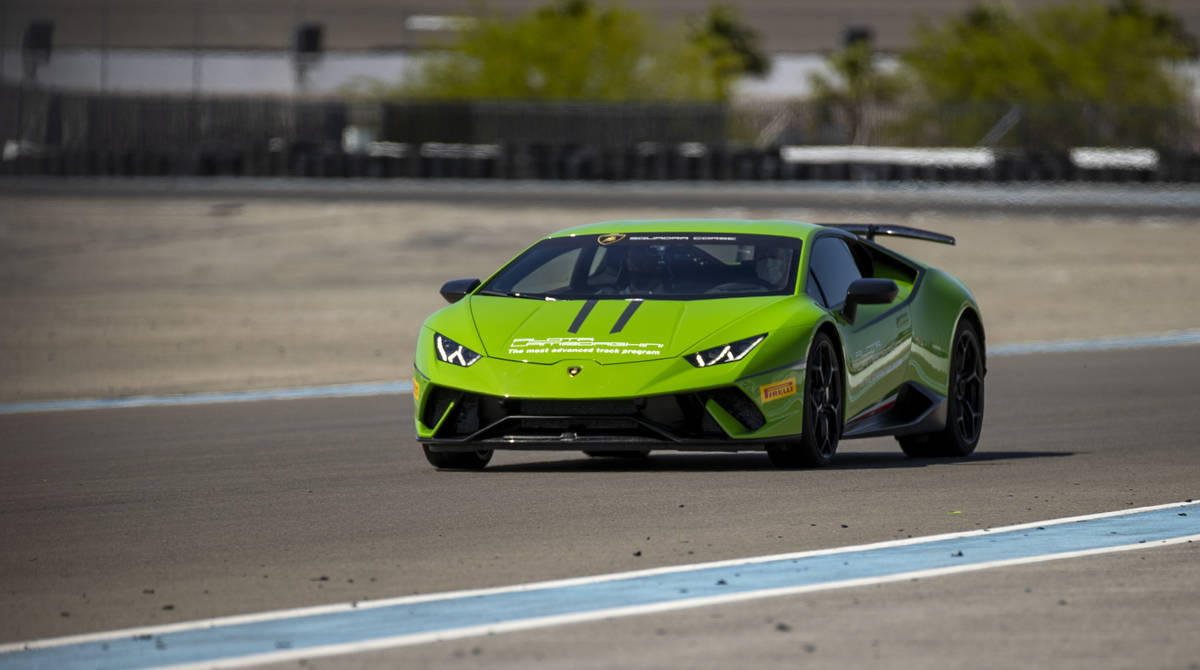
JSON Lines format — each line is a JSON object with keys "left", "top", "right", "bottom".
{"left": 806, "top": 269, "right": 826, "bottom": 306}
{"left": 808, "top": 237, "right": 863, "bottom": 308}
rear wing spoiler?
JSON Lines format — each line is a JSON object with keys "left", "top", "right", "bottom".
{"left": 821, "top": 224, "right": 955, "bottom": 246}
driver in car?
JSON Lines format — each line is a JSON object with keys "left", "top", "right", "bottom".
{"left": 755, "top": 246, "right": 792, "bottom": 289}
{"left": 621, "top": 246, "right": 665, "bottom": 293}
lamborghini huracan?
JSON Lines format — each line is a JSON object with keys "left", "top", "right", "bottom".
{"left": 413, "top": 220, "right": 985, "bottom": 469}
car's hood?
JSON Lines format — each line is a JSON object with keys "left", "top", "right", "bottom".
{"left": 467, "top": 295, "right": 786, "bottom": 364}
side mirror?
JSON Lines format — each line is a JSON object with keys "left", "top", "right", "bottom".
{"left": 440, "top": 278, "right": 481, "bottom": 304}
{"left": 842, "top": 278, "right": 898, "bottom": 324}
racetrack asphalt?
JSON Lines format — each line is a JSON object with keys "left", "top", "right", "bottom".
{"left": 1, "top": 344, "right": 1197, "bottom": 668}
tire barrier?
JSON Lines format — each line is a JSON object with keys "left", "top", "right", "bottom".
{"left": 3, "top": 142, "right": 1199, "bottom": 182}
{"left": 2, "top": 85, "right": 1194, "bottom": 182}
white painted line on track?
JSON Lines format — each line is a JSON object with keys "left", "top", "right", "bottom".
{"left": 1, "top": 329, "right": 1198, "bottom": 416}
{"left": 4, "top": 499, "right": 1188, "bottom": 653}
{"left": 0, "top": 381, "right": 412, "bottom": 415}
{"left": 988, "top": 328, "right": 1200, "bottom": 356}
{"left": 144, "top": 535, "right": 1200, "bottom": 670}
{"left": 0, "top": 501, "right": 1196, "bottom": 669}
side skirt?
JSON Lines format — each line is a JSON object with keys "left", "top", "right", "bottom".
{"left": 841, "top": 382, "right": 947, "bottom": 440}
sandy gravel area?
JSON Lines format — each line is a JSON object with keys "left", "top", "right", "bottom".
{"left": 1, "top": 193, "right": 1197, "bottom": 402}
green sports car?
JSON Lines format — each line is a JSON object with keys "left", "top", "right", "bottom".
{"left": 413, "top": 220, "right": 985, "bottom": 469}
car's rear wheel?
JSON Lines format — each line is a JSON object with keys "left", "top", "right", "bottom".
{"left": 422, "top": 445, "right": 493, "bottom": 470}
{"left": 898, "top": 320, "right": 984, "bottom": 458}
{"left": 768, "top": 331, "right": 842, "bottom": 468}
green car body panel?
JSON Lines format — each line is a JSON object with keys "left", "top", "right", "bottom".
{"left": 413, "top": 219, "right": 984, "bottom": 465}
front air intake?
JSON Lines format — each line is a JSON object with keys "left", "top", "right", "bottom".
{"left": 427, "top": 390, "right": 737, "bottom": 442}
{"left": 703, "top": 387, "right": 767, "bottom": 431}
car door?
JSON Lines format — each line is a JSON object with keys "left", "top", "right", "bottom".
{"left": 805, "top": 235, "right": 912, "bottom": 422}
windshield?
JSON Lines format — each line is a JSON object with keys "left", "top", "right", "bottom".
{"left": 479, "top": 233, "right": 802, "bottom": 300}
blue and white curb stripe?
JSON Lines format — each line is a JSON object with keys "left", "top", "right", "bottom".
{"left": 0, "top": 501, "right": 1196, "bottom": 670}
{"left": 1, "top": 329, "right": 1198, "bottom": 416}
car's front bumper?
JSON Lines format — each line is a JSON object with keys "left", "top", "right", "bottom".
{"left": 413, "top": 358, "right": 808, "bottom": 449}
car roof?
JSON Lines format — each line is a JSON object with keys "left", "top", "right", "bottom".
{"left": 547, "top": 219, "right": 826, "bottom": 240}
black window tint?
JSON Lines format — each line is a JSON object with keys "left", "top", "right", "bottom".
{"left": 480, "top": 233, "right": 802, "bottom": 300}
{"left": 809, "top": 237, "right": 862, "bottom": 308}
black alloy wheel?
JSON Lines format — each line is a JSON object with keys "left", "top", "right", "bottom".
{"left": 768, "top": 332, "right": 843, "bottom": 468}
{"left": 898, "top": 320, "right": 985, "bottom": 458}
{"left": 951, "top": 325, "right": 984, "bottom": 445}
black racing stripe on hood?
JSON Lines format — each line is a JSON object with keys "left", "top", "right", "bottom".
{"left": 609, "top": 299, "right": 644, "bottom": 334}
{"left": 567, "top": 299, "right": 599, "bottom": 334}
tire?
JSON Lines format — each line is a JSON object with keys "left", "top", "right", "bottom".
{"left": 768, "top": 331, "right": 843, "bottom": 468}
{"left": 422, "top": 445, "right": 493, "bottom": 470}
{"left": 582, "top": 450, "right": 650, "bottom": 459}
{"left": 898, "top": 320, "right": 984, "bottom": 458}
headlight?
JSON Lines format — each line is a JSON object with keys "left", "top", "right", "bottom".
{"left": 435, "top": 333, "right": 482, "bottom": 367}
{"left": 687, "top": 334, "right": 766, "bottom": 368}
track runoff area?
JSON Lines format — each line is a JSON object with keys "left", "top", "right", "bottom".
{"left": 0, "top": 503, "right": 1196, "bottom": 669}
{"left": 0, "top": 331, "right": 1198, "bottom": 669}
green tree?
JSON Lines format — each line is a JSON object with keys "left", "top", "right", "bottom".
{"left": 899, "top": 1, "right": 1194, "bottom": 148}
{"left": 688, "top": 4, "right": 771, "bottom": 99}
{"left": 383, "top": 0, "right": 746, "bottom": 102}
{"left": 808, "top": 40, "right": 906, "bottom": 144}
{"left": 1109, "top": 0, "right": 1197, "bottom": 58}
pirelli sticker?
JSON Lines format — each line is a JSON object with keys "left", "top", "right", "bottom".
{"left": 760, "top": 377, "right": 797, "bottom": 403}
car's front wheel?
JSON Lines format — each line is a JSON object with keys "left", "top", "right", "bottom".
{"left": 422, "top": 445, "right": 493, "bottom": 470}
{"left": 768, "top": 331, "right": 842, "bottom": 468}
{"left": 898, "top": 320, "right": 984, "bottom": 458}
